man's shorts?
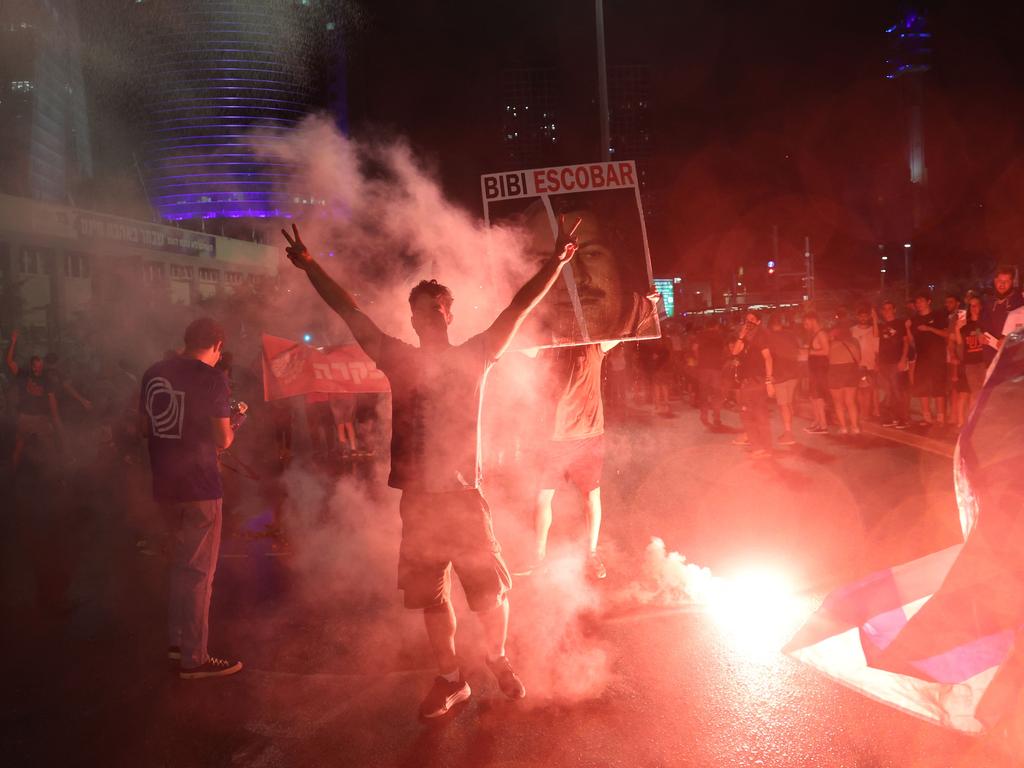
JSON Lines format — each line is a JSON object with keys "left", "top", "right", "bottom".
{"left": 397, "top": 489, "right": 511, "bottom": 612}
{"left": 912, "top": 358, "right": 947, "bottom": 397}
{"left": 773, "top": 378, "right": 797, "bottom": 407}
{"left": 538, "top": 434, "right": 605, "bottom": 493}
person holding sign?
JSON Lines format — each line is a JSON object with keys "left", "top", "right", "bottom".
{"left": 282, "top": 218, "right": 580, "bottom": 720}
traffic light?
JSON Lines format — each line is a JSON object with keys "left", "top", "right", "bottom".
{"left": 767, "top": 259, "right": 776, "bottom": 275}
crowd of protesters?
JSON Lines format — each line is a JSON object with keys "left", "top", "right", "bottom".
{"left": 626, "top": 265, "right": 1023, "bottom": 457}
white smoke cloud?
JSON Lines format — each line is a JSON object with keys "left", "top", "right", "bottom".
{"left": 255, "top": 115, "right": 533, "bottom": 343}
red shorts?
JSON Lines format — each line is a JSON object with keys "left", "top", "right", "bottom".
{"left": 538, "top": 435, "right": 605, "bottom": 493}
{"left": 397, "top": 489, "right": 511, "bottom": 612}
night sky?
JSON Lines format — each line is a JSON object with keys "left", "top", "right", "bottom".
{"left": 82, "top": 0, "right": 1024, "bottom": 297}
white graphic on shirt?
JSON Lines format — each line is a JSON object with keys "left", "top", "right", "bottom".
{"left": 145, "top": 377, "right": 185, "bottom": 439}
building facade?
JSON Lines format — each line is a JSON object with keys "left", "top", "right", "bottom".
{"left": 0, "top": 194, "right": 277, "bottom": 349}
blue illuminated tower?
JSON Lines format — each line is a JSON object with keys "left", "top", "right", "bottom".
{"left": 885, "top": 9, "right": 931, "bottom": 227}
{"left": 133, "top": 0, "right": 334, "bottom": 222}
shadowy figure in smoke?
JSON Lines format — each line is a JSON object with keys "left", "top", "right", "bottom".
{"left": 281, "top": 214, "right": 581, "bottom": 720}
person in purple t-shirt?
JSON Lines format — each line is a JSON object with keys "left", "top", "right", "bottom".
{"left": 283, "top": 220, "right": 581, "bottom": 720}
{"left": 140, "top": 317, "right": 247, "bottom": 680}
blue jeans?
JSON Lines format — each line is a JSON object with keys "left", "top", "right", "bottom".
{"left": 877, "top": 363, "right": 909, "bottom": 423}
{"left": 161, "top": 499, "right": 223, "bottom": 668}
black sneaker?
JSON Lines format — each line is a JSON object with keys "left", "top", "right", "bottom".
{"left": 587, "top": 552, "right": 607, "bottom": 580}
{"left": 179, "top": 656, "right": 243, "bottom": 680}
{"left": 168, "top": 646, "right": 181, "bottom": 661}
{"left": 486, "top": 656, "right": 526, "bottom": 700}
{"left": 881, "top": 419, "right": 898, "bottom": 428}
{"left": 894, "top": 421, "right": 909, "bottom": 429}
{"left": 419, "top": 675, "right": 471, "bottom": 719}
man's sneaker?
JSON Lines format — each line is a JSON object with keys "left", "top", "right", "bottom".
{"left": 751, "top": 449, "right": 772, "bottom": 459}
{"left": 587, "top": 552, "right": 607, "bottom": 580}
{"left": 777, "top": 431, "right": 796, "bottom": 446}
{"left": 731, "top": 435, "right": 751, "bottom": 446}
{"left": 881, "top": 419, "right": 899, "bottom": 428}
{"left": 179, "top": 656, "right": 243, "bottom": 680}
{"left": 894, "top": 421, "right": 909, "bottom": 429}
{"left": 419, "top": 675, "right": 471, "bottom": 719}
{"left": 168, "top": 646, "right": 181, "bottom": 661}
{"left": 803, "top": 425, "right": 828, "bottom": 434}
{"left": 486, "top": 656, "right": 526, "bottom": 700}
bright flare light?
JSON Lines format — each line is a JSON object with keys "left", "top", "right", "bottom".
{"left": 707, "top": 567, "right": 809, "bottom": 661}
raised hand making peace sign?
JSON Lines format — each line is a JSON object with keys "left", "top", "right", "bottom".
{"left": 281, "top": 223, "right": 313, "bottom": 270}
{"left": 554, "top": 215, "right": 583, "bottom": 263}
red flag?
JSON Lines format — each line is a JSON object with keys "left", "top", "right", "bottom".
{"left": 261, "top": 334, "right": 390, "bottom": 401}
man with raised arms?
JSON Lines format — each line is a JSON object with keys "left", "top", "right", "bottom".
{"left": 282, "top": 219, "right": 580, "bottom": 719}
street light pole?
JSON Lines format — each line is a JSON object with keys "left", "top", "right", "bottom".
{"left": 904, "top": 242, "right": 912, "bottom": 300}
{"left": 804, "top": 236, "right": 815, "bottom": 301}
{"left": 879, "top": 244, "right": 886, "bottom": 291}
{"left": 595, "top": 0, "right": 611, "bottom": 162}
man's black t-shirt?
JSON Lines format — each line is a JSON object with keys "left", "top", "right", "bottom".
{"left": 911, "top": 312, "right": 946, "bottom": 365}
{"left": 766, "top": 329, "right": 800, "bottom": 382}
{"left": 981, "top": 292, "right": 1024, "bottom": 339}
{"left": 16, "top": 370, "right": 52, "bottom": 416}
{"left": 737, "top": 327, "right": 769, "bottom": 382}
{"left": 140, "top": 357, "right": 231, "bottom": 502}
{"left": 877, "top": 319, "right": 905, "bottom": 365}
{"left": 372, "top": 334, "right": 494, "bottom": 492}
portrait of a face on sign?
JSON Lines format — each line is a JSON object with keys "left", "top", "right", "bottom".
{"left": 482, "top": 162, "right": 660, "bottom": 349}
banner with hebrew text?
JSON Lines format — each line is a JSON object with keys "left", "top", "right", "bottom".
{"left": 261, "top": 334, "right": 390, "bottom": 401}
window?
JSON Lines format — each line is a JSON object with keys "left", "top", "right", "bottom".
{"left": 64, "top": 252, "right": 90, "bottom": 279}
{"left": 19, "top": 247, "right": 52, "bottom": 274}
{"left": 143, "top": 262, "right": 165, "bottom": 283}
{"left": 198, "top": 267, "right": 219, "bottom": 282}
{"left": 20, "top": 249, "right": 38, "bottom": 274}
{"left": 10, "top": 80, "right": 33, "bottom": 93}
{"left": 169, "top": 264, "right": 193, "bottom": 279}
{"left": 225, "top": 271, "right": 244, "bottom": 285}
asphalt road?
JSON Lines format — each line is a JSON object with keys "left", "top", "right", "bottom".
{"left": 3, "top": 403, "right": 1018, "bottom": 768}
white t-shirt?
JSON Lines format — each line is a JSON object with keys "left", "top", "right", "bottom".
{"left": 851, "top": 324, "right": 879, "bottom": 371}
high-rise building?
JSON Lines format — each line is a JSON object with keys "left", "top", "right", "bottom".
{"left": 886, "top": 7, "right": 931, "bottom": 256}
{"left": 0, "top": 0, "right": 93, "bottom": 203}
{"left": 885, "top": 10, "right": 931, "bottom": 190}
{"left": 497, "top": 63, "right": 659, "bottom": 224}
{"left": 608, "top": 63, "right": 657, "bottom": 222}
{"left": 500, "top": 67, "right": 561, "bottom": 171}
{"left": 132, "top": 0, "right": 336, "bottom": 222}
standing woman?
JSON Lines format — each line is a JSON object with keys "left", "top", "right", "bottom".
{"left": 802, "top": 312, "right": 830, "bottom": 434}
{"left": 828, "top": 319, "right": 862, "bottom": 435}
{"left": 952, "top": 295, "right": 986, "bottom": 427}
